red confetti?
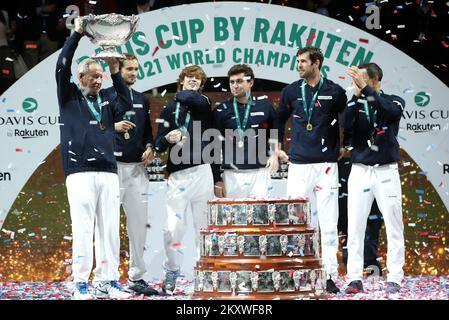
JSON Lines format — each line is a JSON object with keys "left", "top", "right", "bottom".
{"left": 306, "top": 38, "right": 312, "bottom": 44}
{"left": 353, "top": 5, "right": 360, "bottom": 10}
{"left": 441, "top": 41, "right": 449, "bottom": 49}
{"left": 152, "top": 40, "right": 165, "bottom": 56}
{"left": 325, "top": 167, "right": 331, "bottom": 174}
{"left": 359, "top": 38, "right": 369, "bottom": 44}
{"left": 2, "top": 69, "right": 10, "bottom": 75}
{"left": 419, "top": 232, "right": 429, "bottom": 236}
{"left": 172, "top": 242, "right": 182, "bottom": 248}
{"left": 25, "top": 44, "right": 38, "bottom": 49}
{"left": 16, "top": 148, "right": 23, "bottom": 152}
{"left": 423, "top": 200, "right": 432, "bottom": 205}
{"left": 338, "top": 76, "right": 345, "bottom": 79}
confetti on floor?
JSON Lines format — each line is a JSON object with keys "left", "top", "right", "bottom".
{"left": 0, "top": 276, "right": 447, "bottom": 300}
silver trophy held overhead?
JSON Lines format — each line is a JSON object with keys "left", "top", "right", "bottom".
{"left": 79, "top": 13, "right": 139, "bottom": 59}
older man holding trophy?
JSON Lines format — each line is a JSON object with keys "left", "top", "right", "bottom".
{"left": 56, "top": 14, "right": 138, "bottom": 299}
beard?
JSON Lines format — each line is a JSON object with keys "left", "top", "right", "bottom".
{"left": 126, "top": 79, "right": 136, "bottom": 86}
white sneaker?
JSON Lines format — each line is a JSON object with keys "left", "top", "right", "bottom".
{"left": 72, "top": 282, "right": 94, "bottom": 300}
{"left": 94, "top": 281, "right": 132, "bottom": 299}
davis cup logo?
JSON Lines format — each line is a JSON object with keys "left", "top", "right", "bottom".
{"left": 414, "top": 92, "right": 431, "bottom": 107}
{"left": 22, "top": 97, "right": 38, "bottom": 113}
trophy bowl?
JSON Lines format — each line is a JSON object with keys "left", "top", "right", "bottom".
{"left": 80, "top": 13, "right": 139, "bottom": 59}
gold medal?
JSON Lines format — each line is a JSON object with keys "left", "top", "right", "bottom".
{"left": 124, "top": 131, "right": 130, "bottom": 140}
{"left": 306, "top": 123, "right": 313, "bottom": 131}
{"left": 238, "top": 140, "right": 244, "bottom": 148}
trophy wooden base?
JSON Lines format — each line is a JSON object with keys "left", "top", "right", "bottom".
{"left": 195, "top": 199, "right": 325, "bottom": 300}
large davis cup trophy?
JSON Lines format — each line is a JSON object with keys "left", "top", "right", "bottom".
{"left": 80, "top": 13, "right": 139, "bottom": 59}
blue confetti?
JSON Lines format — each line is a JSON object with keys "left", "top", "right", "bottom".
{"left": 417, "top": 213, "right": 427, "bottom": 218}
{"left": 6, "top": 108, "right": 14, "bottom": 112}
{"left": 415, "top": 189, "right": 425, "bottom": 194}
{"left": 363, "top": 188, "right": 370, "bottom": 192}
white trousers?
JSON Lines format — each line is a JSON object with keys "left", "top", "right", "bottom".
{"left": 287, "top": 162, "right": 339, "bottom": 279}
{"left": 223, "top": 168, "right": 271, "bottom": 198}
{"left": 117, "top": 162, "right": 150, "bottom": 281}
{"left": 66, "top": 171, "right": 121, "bottom": 283}
{"left": 163, "top": 164, "right": 214, "bottom": 272}
{"left": 347, "top": 163, "right": 404, "bottom": 284}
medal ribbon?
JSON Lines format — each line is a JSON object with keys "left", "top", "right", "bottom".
{"left": 300, "top": 77, "right": 324, "bottom": 127}
{"left": 85, "top": 94, "right": 103, "bottom": 123}
{"left": 362, "top": 100, "right": 377, "bottom": 140}
{"left": 175, "top": 102, "right": 191, "bottom": 133}
{"left": 232, "top": 96, "right": 252, "bottom": 141}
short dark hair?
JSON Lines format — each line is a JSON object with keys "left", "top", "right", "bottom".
{"left": 119, "top": 53, "right": 138, "bottom": 69}
{"left": 297, "top": 47, "right": 324, "bottom": 70}
{"left": 227, "top": 64, "right": 255, "bottom": 80}
{"left": 358, "top": 63, "right": 383, "bottom": 81}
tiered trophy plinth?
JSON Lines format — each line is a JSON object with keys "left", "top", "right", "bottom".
{"left": 194, "top": 199, "right": 326, "bottom": 300}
